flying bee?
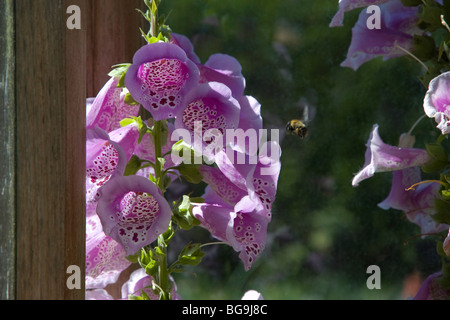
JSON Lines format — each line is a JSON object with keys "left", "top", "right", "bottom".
{"left": 286, "top": 103, "right": 311, "bottom": 139}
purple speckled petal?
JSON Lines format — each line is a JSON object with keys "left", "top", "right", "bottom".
{"left": 125, "top": 42, "right": 200, "bottom": 121}
{"left": 96, "top": 175, "right": 172, "bottom": 256}
{"left": 86, "top": 127, "right": 128, "bottom": 203}
{"left": 86, "top": 212, "right": 132, "bottom": 289}
{"left": 87, "top": 77, "right": 140, "bottom": 132}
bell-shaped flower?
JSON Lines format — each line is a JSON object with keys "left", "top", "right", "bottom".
{"left": 192, "top": 194, "right": 269, "bottom": 271}
{"left": 86, "top": 127, "right": 128, "bottom": 203}
{"left": 340, "top": 0, "right": 420, "bottom": 70}
{"left": 86, "top": 77, "right": 140, "bottom": 132}
{"left": 198, "top": 54, "right": 246, "bottom": 99}
{"left": 423, "top": 71, "right": 450, "bottom": 135}
{"left": 329, "top": 0, "right": 390, "bottom": 27}
{"left": 121, "top": 268, "right": 181, "bottom": 300}
{"left": 170, "top": 32, "right": 201, "bottom": 64}
{"left": 352, "top": 124, "right": 431, "bottom": 186}
{"left": 413, "top": 271, "right": 450, "bottom": 300}
{"left": 86, "top": 202, "right": 132, "bottom": 290}
{"left": 174, "top": 82, "right": 241, "bottom": 160}
{"left": 192, "top": 142, "right": 281, "bottom": 270}
{"left": 125, "top": 42, "right": 200, "bottom": 121}
{"left": 96, "top": 175, "right": 172, "bottom": 256}
{"left": 377, "top": 167, "right": 448, "bottom": 234}
{"left": 230, "top": 96, "right": 263, "bottom": 156}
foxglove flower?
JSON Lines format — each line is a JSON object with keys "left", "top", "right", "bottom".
{"left": 198, "top": 54, "right": 246, "bottom": 99}
{"left": 192, "top": 197, "right": 269, "bottom": 271}
{"left": 174, "top": 82, "right": 241, "bottom": 160}
{"left": 86, "top": 202, "right": 131, "bottom": 290}
{"left": 86, "top": 127, "right": 127, "bottom": 203}
{"left": 193, "top": 143, "right": 281, "bottom": 270}
{"left": 170, "top": 32, "right": 201, "bottom": 64}
{"left": 125, "top": 42, "right": 200, "bottom": 121}
{"left": 329, "top": 0, "right": 390, "bottom": 27}
{"left": 413, "top": 271, "right": 450, "bottom": 300}
{"left": 86, "top": 77, "right": 140, "bottom": 132}
{"left": 340, "top": 0, "right": 420, "bottom": 70}
{"left": 424, "top": 71, "right": 450, "bottom": 135}
{"left": 121, "top": 268, "right": 181, "bottom": 300}
{"left": 352, "top": 124, "right": 431, "bottom": 186}
{"left": 378, "top": 167, "right": 448, "bottom": 234}
{"left": 96, "top": 175, "right": 172, "bottom": 256}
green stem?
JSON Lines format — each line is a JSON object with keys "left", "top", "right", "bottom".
{"left": 157, "top": 235, "right": 170, "bottom": 300}
{"left": 153, "top": 120, "right": 163, "bottom": 191}
{"left": 152, "top": 120, "right": 171, "bottom": 300}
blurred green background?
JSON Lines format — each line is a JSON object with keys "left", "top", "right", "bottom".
{"left": 157, "top": 0, "right": 443, "bottom": 299}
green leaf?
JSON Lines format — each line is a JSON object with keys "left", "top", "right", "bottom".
{"left": 124, "top": 92, "right": 139, "bottom": 106}
{"left": 108, "top": 63, "right": 131, "bottom": 79}
{"left": 178, "top": 243, "right": 205, "bottom": 266}
{"left": 412, "top": 35, "right": 436, "bottom": 61}
{"left": 176, "top": 163, "right": 203, "bottom": 184}
{"left": 172, "top": 195, "right": 201, "bottom": 230}
{"left": 433, "top": 198, "right": 450, "bottom": 224}
{"left": 422, "top": 142, "right": 450, "bottom": 173}
{"left": 124, "top": 155, "right": 144, "bottom": 176}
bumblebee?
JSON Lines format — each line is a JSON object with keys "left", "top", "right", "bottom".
{"left": 286, "top": 119, "right": 308, "bottom": 138}
{"left": 286, "top": 103, "right": 310, "bottom": 139}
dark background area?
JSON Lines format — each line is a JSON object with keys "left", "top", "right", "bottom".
{"left": 156, "top": 0, "right": 442, "bottom": 299}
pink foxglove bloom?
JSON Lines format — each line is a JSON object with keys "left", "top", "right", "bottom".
{"left": 86, "top": 127, "right": 128, "bottom": 203}
{"left": 174, "top": 82, "right": 241, "bottom": 159}
{"left": 198, "top": 53, "right": 246, "bottom": 99}
{"left": 96, "top": 175, "right": 172, "bottom": 256}
{"left": 192, "top": 197, "right": 269, "bottom": 271}
{"left": 340, "top": 0, "right": 420, "bottom": 70}
{"left": 329, "top": 0, "right": 390, "bottom": 27}
{"left": 121, "top": 268, "right": 181, "bottom": 300}
{"left": 125, "top": 42, "right": 200, "bottom": 121}
{"left": 86, "top": 77, "right": 140, "bottom": 132}
{"left": 378, "top": 167, "right": 448, "bottom": 234}
{"left": 86, "top": 202, "right": 131, "bottom": 290}
{"left": 413, "top": 271, "right": 450, "bottom": 300}
{"left": 352, "top": 124, "right": 431, "bottom": 186}
{"left": 423, "top": 71, "right": 450, "bottom": 135}
{"left": 170, "top": 32, "right": 201, "bottom": 64}
{"left": 193, "top": 143, "right": 281, "bottom": 270}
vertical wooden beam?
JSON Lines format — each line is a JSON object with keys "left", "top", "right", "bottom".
{"left": 15, "top": 0, "right": 86, "bottom": 299}
{"left": 86, "top": 0, "right": 144, "bottom": 97}
{"left": 0, "top": 0, "right": 16, "bottom": 300}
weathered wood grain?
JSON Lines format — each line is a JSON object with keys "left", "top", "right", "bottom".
{"left": 15, "top": 0, "right": 86, "bottom": 299}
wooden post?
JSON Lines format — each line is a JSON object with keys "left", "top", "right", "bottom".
{"left": 86, "top": 0, "right": 145, "bottom": 97}
{"left": 0, "top": 0, "right": 144, "bottom": 300}
{"left": 14, "top": 0, "right": 86, "bottom": 300}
